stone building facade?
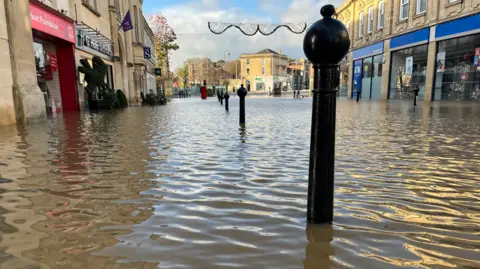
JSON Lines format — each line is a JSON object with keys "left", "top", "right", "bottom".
{"left": 240, "top": 49, "right": 289, "bottom": 93}
{"left": 0, "top": 0, "right": 155, "bottom": 126}
{"left": 337, "top": 0, "right": 480, "bottom": 101}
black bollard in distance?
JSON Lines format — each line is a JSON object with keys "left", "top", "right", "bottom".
{"left": 413, "top": 88, "right": 420, "bottom": 106}
{"left": 237, "top": 84, "right": 247, "bottom": 124}
{"left": 224, "top": 91, "right": 230, "bottom": 111}
{"left": 303, "top": 4, "right": 350, "bottom": 223}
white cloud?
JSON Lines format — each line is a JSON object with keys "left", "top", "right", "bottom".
{"left": 156, "top": 0, "right": 345, "bottom": 70}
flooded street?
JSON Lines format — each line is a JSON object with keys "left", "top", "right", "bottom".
{"left": 0, "top": 98, "right": 479, "bottom": 269}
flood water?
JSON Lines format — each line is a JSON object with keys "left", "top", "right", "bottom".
{"left": 0, "top": 98, "right": 479, "bottom": 269}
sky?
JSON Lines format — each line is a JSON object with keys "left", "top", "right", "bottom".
{"left": 143, "top": 0, "right": 344, "bottom": 70}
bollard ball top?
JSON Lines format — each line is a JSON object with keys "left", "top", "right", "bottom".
{"left": 320, "top": 4, "right": 335, "bottom": 18}
{"left": 237, "top": 85, "right": 248, "bottom": 98}
{"left": 303, "top": 5, "right": 351, "bottom": 65}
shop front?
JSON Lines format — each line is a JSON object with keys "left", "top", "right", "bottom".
{"left": 388, "top": 28, "right": 430, "bottom": 100}
{"left": 433, "top": 13, "right": 480, "bottom": 101}
{"left": 352, "top": 42, "right": 384, "bottom": 100}
{"left": 30, "top": 1, "right": 78, "bottom": 114}
{"left": 75, "top": 23, "right": 114, "bottom": 108}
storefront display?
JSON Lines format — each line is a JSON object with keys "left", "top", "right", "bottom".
{"left": 30, "top": 1, "right": 78, "bottom": 114}
{"left": 433, "top": 34, "right": 480, "bottom": 101}
{"left": 389, "top": 45, "right": 428, "bottom": 100}
{"left": 351, "top": 42, "right": 384, "bottom": 100}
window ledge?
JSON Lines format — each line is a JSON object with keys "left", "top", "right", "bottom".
{"left": 396, "top": 19, "right": 408, "bottom": 25}
{"left": 414, "top": 11, "right": 426, "bottom": 19}
{"left": 82, "top": 2, "right": 101, "bottom": 17}
{"left": 445, "top": 0, "right": 462, "bottom": 8}
{"left": 376, "top": 27, "right": 383, "bottom": 32}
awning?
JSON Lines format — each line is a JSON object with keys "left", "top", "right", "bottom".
{"left": 75, "top": 21, "right": 113, "bottom": 46}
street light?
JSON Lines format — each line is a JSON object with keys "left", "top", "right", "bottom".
{"left": 224, "top": 50, "right": 231, "bottom": 92}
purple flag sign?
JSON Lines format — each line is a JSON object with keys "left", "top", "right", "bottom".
{"left": 121, "top": 11, "right": 134, "bottom": 32}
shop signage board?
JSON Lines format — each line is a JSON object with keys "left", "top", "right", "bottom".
{"left": 352, "top": 42, "right": 384, "bottom": 60}
{"left": 390, "top": 28, "right": 430, "bottom": 51}
{"left": 435, "top": 13, "right": 480, "bottom": 41}
{"left": 50, "top": 53, "right": 57, "bottom": 72}
{"left": 144, "top": 47, "right": 151, "bottom": 59}
{"left": 30, "top": 3, "right": 75, "bottom": 43}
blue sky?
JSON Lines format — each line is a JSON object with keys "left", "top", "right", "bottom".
{"left": 143, "top": 0, "right": 343, "bottom": 70}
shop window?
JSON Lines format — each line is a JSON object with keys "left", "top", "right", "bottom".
{"left": 400, "top": 0, "right": 409, "bottom": 21}
{"left": 339, "top": 62, "right": 349, "bottom": 97}
{"left": 389, "top": 45, "right": 428, "bottom": 100}
{"left": 367, "top": 7, "right": 374, "bottom": 33}
{"left": 434, "top": 34, "right": 480, "bottom": 101}
{"left": 416, "top": 0, "right": 426, "bottom": 14}
{"left": 359, "top": 12, "right": 364, "bottom": 38}
{"left": 378, "top": 1, "right": 384, "bottom": 29}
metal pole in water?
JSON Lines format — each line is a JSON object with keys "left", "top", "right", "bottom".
{"left": 225, "top": 91, "right": 229, "bottom": 111}
{"left": 237, "top": 84, "right": 247, "bottom": 125}
{"left": 303, "top": 4, "right": 350, "bottom": 223}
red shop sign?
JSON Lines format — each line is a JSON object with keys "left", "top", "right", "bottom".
{"left": 29, "top": 3, "right": 75, "bottom": 43}
{"left": 50, "top": 53, "right": 57, "bottom": 72}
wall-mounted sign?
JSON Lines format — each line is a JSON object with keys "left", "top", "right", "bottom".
{"left": 30, "top": 3, "right": 76, "bottom": 43}
{"left": 144, "top": 47, "right": 151, "bottom": 59}
{"left": 50, "top": 53, "right": 57, "bottom": 72}
{"left": 76, "top": 27, "right": 113, "bottom": 57}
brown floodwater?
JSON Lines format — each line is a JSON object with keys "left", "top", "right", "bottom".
{"left": 0, "top": 98, "right": 479, "bottom": 269}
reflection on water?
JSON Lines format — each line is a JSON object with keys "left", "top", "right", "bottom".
{"left": 0, "top": 99, "right": 479, "bottom": 268}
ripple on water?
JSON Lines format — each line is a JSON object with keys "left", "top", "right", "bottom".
{"left": 0, "top": 99, "right": 479, "bottom": 268}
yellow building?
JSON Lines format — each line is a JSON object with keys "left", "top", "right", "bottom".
{"left": 336, "top": 0, "right": 480, "bottom": 101}
{"left": 240, "top": 49, "right": 289, "bottom": 93}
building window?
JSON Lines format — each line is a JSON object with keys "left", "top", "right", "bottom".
{"left": 367, "top": 7, "right": 374, "bottom": 33}
{"left": 416, "top": 0, "right": 426, "bottom": 14}
{"left": 400, "top": 0, "right": 409, "bottom": 20}
{"left": 359, "top": 12, "right": 364, "bottom": 37}
{"left": 134, "top": 6, "right": 139, "bottom": 43}
{"left": 247, "top": 59, "right": 250, "bottom": 65}
{"left": 262, "top": 58, "right": 266, "bottom": 65}
{"left": 82, "top": 0, "right": 97, "bottom": 10}
{"left": 346, "top": 20, "right": 350, "bottom": 32}
{"left": 378, "top": 1, "right": 384, "bottom": 29}
{"left": 262, "top": 67, "right": 265, "bottom": 75}
{"left": 247, "top": 68, "right": 250, "bottom": 75}
{"left": 448, "top": 0, "right": 458, "bottom": 2}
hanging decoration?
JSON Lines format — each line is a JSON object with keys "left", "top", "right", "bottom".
{"left": 208, "top": 22, "right": 307, "bottom": 36}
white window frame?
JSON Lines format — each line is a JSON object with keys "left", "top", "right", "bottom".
{"left": 367, "top": 7, "right": 374, "bottom": 33}
{"left": 359, "top": 12, "right": 364, "bottom": 37}
{"left": 378, "top": 1, "right": 384, "bottom": 29}
{"left": 448, "top": 0, "right": 458, "bottom": 2}
{"left": 416, "top": 0, "right": 426, "bottom": 14}
{"left": 400, "top": 0, "right": 409, "bottom": 20}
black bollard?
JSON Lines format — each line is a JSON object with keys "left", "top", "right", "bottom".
{"left": 220, "top": 92, "right": 224, "bottom": 105}
{"left": 224, "top": 91, "right": 229, "bottom": 111}
{"left": 413, "top": 88, "right": 420, "bottom": 106}
{"left": 356, "top": 90, "right": 361, "bottom": 102}
{"left": 303, "top": 4, "right": 350, "bottom": 223}
{"left": 237, "top": 84, "right": 247, "bottom": 124}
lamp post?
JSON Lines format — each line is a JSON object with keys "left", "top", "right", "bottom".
{"left": 303, "top": 5, "right": 350, "bottom": 223}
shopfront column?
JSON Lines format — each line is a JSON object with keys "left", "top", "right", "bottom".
{"left": 381, "top": 40, "right": 391, "bottom": 99}
{"left": 5, "top": 0, "right": 46, "bottom": 123}
{"left": 347, "top": 52, "right": 354, "bottom": 98}
{"left": 424, "top": 40, "right": 437, "bottom": 102}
